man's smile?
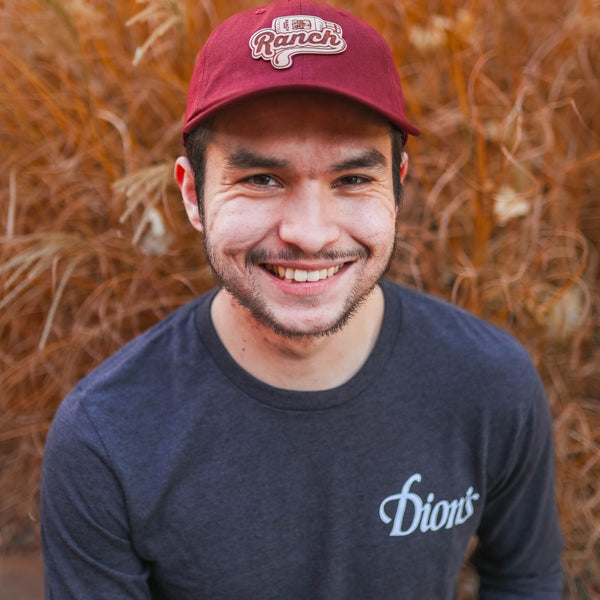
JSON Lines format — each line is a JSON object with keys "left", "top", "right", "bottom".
{"left": 263, "top": 263, "right": 343, "bottom": 283}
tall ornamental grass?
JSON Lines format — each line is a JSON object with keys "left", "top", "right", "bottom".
{"left": 1, "top": 0, "right": 598, "bottom": 596}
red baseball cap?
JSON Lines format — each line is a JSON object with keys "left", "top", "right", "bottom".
{"left": 183, "top": 0, "right": 420, "bottom": 140}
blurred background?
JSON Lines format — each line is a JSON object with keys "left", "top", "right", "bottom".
{"left": 0, "top": 0, "right": 598, "bottom": 597}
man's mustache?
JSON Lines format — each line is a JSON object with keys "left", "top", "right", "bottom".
{"left": 245, "top": 247, "right": 370, "bottom": 268}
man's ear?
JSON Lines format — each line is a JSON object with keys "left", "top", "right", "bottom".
{"left": 174, "top": 156, "right": 203, "bottom": 233}
{"left": 400, "top": 152, "right": 408, "bottom": 184}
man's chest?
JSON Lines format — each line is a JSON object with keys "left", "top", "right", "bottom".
{"left": 126, "top": 412, "right": 485, "bottom": 599}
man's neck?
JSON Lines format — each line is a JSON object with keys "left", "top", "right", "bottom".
{"left": 210, "top": 286, "right": 385, "bottom": 391}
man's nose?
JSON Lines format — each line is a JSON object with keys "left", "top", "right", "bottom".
{"left": 277, "top": 183, "right": 341, "bottom": 254}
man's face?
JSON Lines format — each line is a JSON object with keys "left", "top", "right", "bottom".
{"left": 185, "top": 91, "right": 401, "bottom": 339}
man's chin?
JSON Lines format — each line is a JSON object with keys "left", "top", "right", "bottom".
{"left": 237, "top": 297, "right": 366, "bottom": 341}
{"left": 260, "top": 319, "right": 347, "bottom": 341}
{"left": 243, "top": 308, "right": 349, "bottom": 340}
{"left": 216, "top": 272, "right": 381, "bottom": 340}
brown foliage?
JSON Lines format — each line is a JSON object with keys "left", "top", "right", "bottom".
{"left": 1, "top": 0, "right": 598, "bottom": 596}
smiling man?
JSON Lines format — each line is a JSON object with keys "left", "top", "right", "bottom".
{"left": 41, "top": 1, "right": 563, "bottom": 599}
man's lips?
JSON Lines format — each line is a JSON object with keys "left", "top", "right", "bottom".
{"left": 263, "top": 263, "right": 344, "bottom": 283}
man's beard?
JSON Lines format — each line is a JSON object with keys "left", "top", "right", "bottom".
{"left": 202, "top": 233, "right": 397, "bottom": 340}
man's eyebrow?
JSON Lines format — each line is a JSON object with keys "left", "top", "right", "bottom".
{"left": 330, "top": 149, "right": 388, "bottom": 173}
{"left": 225, "top": 149, "right": 289, "bottom": 170}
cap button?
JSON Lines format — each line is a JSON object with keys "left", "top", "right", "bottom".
{"left": 255, "top": 8, "right": 266, "bottom": 14}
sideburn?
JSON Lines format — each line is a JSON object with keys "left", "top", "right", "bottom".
{"left": 391, "top": 126, "right": 406, "bottom": 209}
{"left": 183, "top": 122, "right": 215, "bottom": 222}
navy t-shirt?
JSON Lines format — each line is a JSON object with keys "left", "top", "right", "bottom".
{"left": 41, "top": 280, "right": 563, "bottom": 599}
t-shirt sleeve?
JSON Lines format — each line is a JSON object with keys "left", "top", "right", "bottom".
{"left": 471, "top": 368, "right": 563, "bottom": 599}
{"left": 40, "top": 389, "right": 151, "bottom": 600}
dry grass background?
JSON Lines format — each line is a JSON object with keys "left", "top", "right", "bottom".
{"left": 0, "top": 0, "right": 598, "bottom": 597}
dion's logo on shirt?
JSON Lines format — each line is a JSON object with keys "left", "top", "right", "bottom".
{"left": 379, "top": 473, "right": 480, "bottom": 536}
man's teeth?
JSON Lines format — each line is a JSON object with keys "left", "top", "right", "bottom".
{"left": 266, "top": 264, "right": 342, "bottom": 282}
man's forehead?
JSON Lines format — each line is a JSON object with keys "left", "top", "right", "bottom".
{"left": 205, "top": 99, "right": 393, "bottom": 177}
{"left": 205, "top": 95, "right": 391, "bottom": 171}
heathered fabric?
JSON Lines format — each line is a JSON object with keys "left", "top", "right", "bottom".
{"left": 41, "top": 280, "right": 563, "bottom": 599}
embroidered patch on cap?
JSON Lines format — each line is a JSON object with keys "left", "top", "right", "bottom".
{"left": 249, "top": 15, "right": 347, "bottom": 69}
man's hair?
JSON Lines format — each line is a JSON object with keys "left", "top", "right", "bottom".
{"left": 183, "top": 123, "right": 407, "bottom": 219}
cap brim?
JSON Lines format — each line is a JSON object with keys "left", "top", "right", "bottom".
{"left": 183, "top": 82, "right": 420, "bottom": 139}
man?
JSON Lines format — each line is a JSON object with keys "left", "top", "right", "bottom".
{"left": 41, "top": 1, "right": 563, "bottom": 598}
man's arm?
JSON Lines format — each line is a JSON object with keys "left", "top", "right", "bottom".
{"left": 41, "top": 390, "right": 151, "bottom": 599}
{"left": 471, "top": 373, "right": 563, "bottom": 599}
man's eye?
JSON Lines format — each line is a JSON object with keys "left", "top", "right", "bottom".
{"left": 334, "top": 175, "right": 371, "bottom": 187}
{"left": 244, "top": 174, "right": 279, "bottom": 186}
